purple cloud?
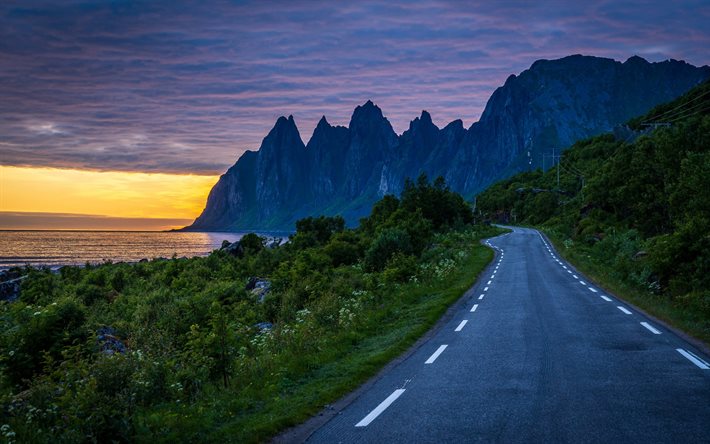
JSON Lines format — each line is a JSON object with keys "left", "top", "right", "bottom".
{"left": 0, "top": 0, "right": 708, "bottom": 174}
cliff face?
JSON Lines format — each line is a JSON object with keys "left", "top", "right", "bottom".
{"left": 185, "top": 55, "right": 710, "bottom": 231}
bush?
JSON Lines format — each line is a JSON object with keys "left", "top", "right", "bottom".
{"left": 363, "top": 228, "right": 413, "bottom": 272}
{"left": 1, "top": 298, "right": 87, "bottom": 385}
{"left": 382, "top": 253, "right": 418, "bottom": 283}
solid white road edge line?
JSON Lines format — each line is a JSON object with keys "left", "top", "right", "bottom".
{"left": 455, "top": 320, "right": 468, "bottom": 332}
{"left": 676, "top": 349, "right": 710, "bottom": 370}
{"left": 640, "top": 322, "right": 661, "bottom": 335}
{"left": 425, "top": 344, "right": 448, "bottom": 364}
{"left": 355, "top": 389, "right": 406, "bottom": 427}
{"left": 617, "top": 306, "right": 632, "bottom": 314}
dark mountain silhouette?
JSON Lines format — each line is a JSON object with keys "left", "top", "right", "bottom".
{"left": 185, "top": 55, "right": 710, "bottom": 231}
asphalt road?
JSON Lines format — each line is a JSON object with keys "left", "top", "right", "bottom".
{"left": 306, "top": 227, "right": 710, "bottom": 443}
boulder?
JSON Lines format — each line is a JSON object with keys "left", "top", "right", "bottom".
{"left": 246, "top": 277, "right": 271, "bottom": 303}
{"left": 97, "top": 326, "right": 127, "bottom": 355}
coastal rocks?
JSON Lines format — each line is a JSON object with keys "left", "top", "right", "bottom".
{"left": 246, "top": 277, "right": 271, "bottom": 303}
{"left": 220, "top": 239, "right": 245, "bottom": 257}
{"left": 97, "top": 326, "right": 127, "bottom": 355}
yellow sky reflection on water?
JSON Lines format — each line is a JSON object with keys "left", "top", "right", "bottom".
{"left": 0, "top": 166, "right": 218, "bottom": 229}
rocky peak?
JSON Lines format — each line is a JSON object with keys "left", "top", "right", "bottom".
{"left": 316, "top": 115, "right": 331, "bottom": 130}
{"left": 441, "top": 119, "right": 465, "bottom": 136}
{"left": 408, "top": 110, "right": 435, "bottom": 131}
{"left": 261, "top": 114, "right": 303, "bottom": 153}
{"left": 349, "top": 100, "right": 387, "bottom": 128}
{"left": 624, "top": 55, "right": 650, "bottom": 66}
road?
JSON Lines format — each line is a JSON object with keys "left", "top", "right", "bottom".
{"left": 306, "top": 227, "right": 710, "bottom": 443}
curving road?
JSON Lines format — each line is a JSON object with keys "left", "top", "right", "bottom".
{"left": 306, "top": 227, "right": 710, "bottom": 443}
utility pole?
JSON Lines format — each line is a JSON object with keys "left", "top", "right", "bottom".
{"left": 543, "top": 148, "right": 561, "bottom": 188}
{"left": 556, "top": 148, "right": 560, "bottom": 189}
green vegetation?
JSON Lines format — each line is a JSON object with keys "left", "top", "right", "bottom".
{"left": 477, "top": 79, "right": 710, "bottom": 343}
{"left": 0, "top": 175, "right": 501, "bottom": 443}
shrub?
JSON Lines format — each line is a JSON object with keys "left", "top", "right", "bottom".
{"left": 363, "top": 228, "right": 413, "bottom": 272}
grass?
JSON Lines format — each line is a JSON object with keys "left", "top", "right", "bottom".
{"left": 543, "top": 230, "right": 710, "bottom": 346}
{"left": 204, "top": 234, "right": 493, "bottom": 442}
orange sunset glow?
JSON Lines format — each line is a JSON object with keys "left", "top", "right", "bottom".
{"left": 0, "top": 166, "right": 218, "bottom": 230}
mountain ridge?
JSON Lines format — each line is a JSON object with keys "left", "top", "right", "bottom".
{"left": 185, "top": 55, "right": 710, "bottom": 231}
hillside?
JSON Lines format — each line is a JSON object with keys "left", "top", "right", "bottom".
{"left": 186, "top": 55, "right": 710, "bottom": 231}
{"left": 477, "top": 79, "right": 710, "bottom": 341}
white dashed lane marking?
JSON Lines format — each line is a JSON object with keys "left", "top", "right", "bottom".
{"left": 641, "top": 322, "right": 661, "bottom": 335}
{"left": 455, "top": 320, "right": 468, "bottom": 332}
{"left": 355, "top": 389, "right": 406, "bottom": 427}
{"left": 425, "top": 345, "right": 448, "bottom": 364}
{"left": 676, "top": 349, "right": 710, "bottom": 370}
{"left": 470, "top": 304, "right": 478, "bottom": 312}
{"left": 617, "top": 306, "right": 632, "bottom": 314}
{"left": 600, "top": 295, "right": 612, "bottom": 302}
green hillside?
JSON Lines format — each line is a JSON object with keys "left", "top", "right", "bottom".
{"left": 477, "top": 79, "right": 710, "bottom": 343}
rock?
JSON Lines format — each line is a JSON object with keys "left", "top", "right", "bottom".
{"left": 246, "top": 277, "right": 271, "bottom": 303}
{"left": 220, "top": 240, "right": 244, "bottom": 257}
{"left": 254, "top": 322, "right": 273, "bottom": 332}
{"left": 97, "top": 326, "right": 127, "bottom": 355}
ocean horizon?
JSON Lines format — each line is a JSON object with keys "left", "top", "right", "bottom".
{"left": 0, "top": 230, "right": 290, "bottom": 270}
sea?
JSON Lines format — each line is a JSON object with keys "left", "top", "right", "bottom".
{"left": 0, "top": 231, "right": 286, "bottom": 270}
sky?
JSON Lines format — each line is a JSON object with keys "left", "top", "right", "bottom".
{"left": 1, "top": 0, "right": 709, "bottom": 230}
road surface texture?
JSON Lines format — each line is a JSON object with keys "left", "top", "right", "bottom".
{"left": 306, "top": 227, "right": 710, "bottom": 443}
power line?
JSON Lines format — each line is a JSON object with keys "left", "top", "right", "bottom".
{"left": 643, "top": 88, "right": 710, "bottom": 123}
{"left": 648, "top": 98, "right": 710, "bottom": 123}
{"left": 665, "top": 103, "right": 710, "bottom": 123}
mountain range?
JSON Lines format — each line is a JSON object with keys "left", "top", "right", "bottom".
{"left": 184, "top": 55, "right": 710, "bottom": 231}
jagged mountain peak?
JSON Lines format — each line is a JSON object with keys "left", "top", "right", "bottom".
{"left": 407, "top": 110, "right": 437, "bottom": 132}
{"left": 350, "top": 100, "right": 385, "bottom": 125}
{"left": 316, "top": 115, "right": 330, "bottom": 128}
{"left": 442, "top": 119, "right": 464, "bottom": 132}
{"left": 420, "top": 110, "right": 432, "bottom": 123}
{"left": 273, "top": 114, "right": 298, "bottom": 129}
{"left": 624, "top": 55, "right": 650, "bottom": 65}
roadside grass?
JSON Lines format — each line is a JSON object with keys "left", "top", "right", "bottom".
{"left": 544, "top": 231, "right": 710, "bottom": 346}
{"left": 135, "top": 229, "right": 498, "bottom": 443}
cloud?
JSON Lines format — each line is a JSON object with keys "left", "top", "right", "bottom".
{"left": 0, "top": 0, "right": 708, "bottom": 174}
